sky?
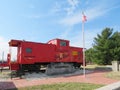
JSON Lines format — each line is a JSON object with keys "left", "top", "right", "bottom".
{"left": 0, "top": 0, "right": 120, "bottom": 60}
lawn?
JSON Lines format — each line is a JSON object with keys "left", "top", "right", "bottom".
{"left": 0, "top": 71, "right": 10, "bottom": 79}
{"left": 105, "top": 71, "right": 120, "bottom": 80}
{"left": 86, "top": 65, "right": 120, "bottom": 80}
{"left": 7, "top": 82, "right": 103, "bottom": 90}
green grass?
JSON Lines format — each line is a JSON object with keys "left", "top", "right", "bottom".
{"left": 86, "top": 65, "right": 120, "bottom": 80}
{"left": 85, "top": 64, "right": 109, "bottom": 70}
{"left": 0, "top": 71, "right": 10, "bottom": 78}
{"left": 85, "top": 64, "right": 98, "bottom": 69}
{"left": 105, "top": 71, "right": 120, "bottom": 80}
{"left": 7, "top": 82, "right": 103, "bottom": 90}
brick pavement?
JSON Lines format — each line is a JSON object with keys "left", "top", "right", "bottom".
{"left": 0, "top": 70, "right": 119, "bottom": 90}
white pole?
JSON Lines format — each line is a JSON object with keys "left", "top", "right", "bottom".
{"left": 82, "top": 16, "right": 86, "bottom": 77}
{"left": 2, "top": 51, "right": 4, "bottom": 63}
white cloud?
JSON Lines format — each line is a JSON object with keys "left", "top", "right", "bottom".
{"left": 56, "top": 0, "right": 120, "bottom": 49}
{"left": 60, "top": 6, "right": 111, "bottom": 26}
{"left": 51, "top": 0, "right": 80, "bottom": 15}
{"left": 66, "top": 0, "right": 79, "bottom": 15}
{"left": 68, "top": 0, "right": 79, "bottom": 7}
{"left": 51, "top": 2, "right": 62, "bottom": 13}
{"left": 59, "top": 0, "right": 119, "bottom": 26}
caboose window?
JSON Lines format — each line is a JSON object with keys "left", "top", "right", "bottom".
{"left": 60, "top": 41, "right": 66, "bottom": 46}
{"left": 26, "top": 48, "right": 32, "bottom": 53}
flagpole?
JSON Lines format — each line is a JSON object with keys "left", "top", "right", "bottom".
{"left": 82, "top": 13, "right": 86, "bottom": 77}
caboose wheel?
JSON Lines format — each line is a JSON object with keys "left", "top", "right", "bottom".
{"left": 11, "top": 71, "right": 14, "bottom": 79}
{"left": 16, "top": 70, "right": 23, "bottom": 79}
{"left": 0, "top": 67, "right": 3, "bottom": 72}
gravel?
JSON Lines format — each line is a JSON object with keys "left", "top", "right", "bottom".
{"left": 23, "top": 69, "right": 93, "bottom": 80}
{"left": 0, "top": 68, "right": 93, "bottom": 81}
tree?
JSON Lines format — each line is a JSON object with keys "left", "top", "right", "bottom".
{"left": 85, "top": 27, "right": 120, "bottom": 65}
{"left": 92, "top": 28, "right": 113, "bottom": 65}
{"left": 85, "top": 48, "right": 94, "bottom": 64}
{"left": 110, "top": 32, "right": 120, "bottom": 61}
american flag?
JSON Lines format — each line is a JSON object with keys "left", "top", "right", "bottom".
{"left": 82, "top": 12, "right": 87, "bottom": 22}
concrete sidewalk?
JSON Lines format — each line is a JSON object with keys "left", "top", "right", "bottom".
{"left": 96, "top": 81, "right": 120, "bottom": 90}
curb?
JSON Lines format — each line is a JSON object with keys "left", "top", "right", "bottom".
{"left": 96, "top": 81, "right": 120, "bottom": 90}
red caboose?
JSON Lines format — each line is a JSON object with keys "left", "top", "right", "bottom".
{"left": 8, "top": 38, "right": 83, "bottom": 76}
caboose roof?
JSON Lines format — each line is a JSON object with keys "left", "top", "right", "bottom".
{"left": 47, "top": 38, "right": 69, "bottom": 43}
